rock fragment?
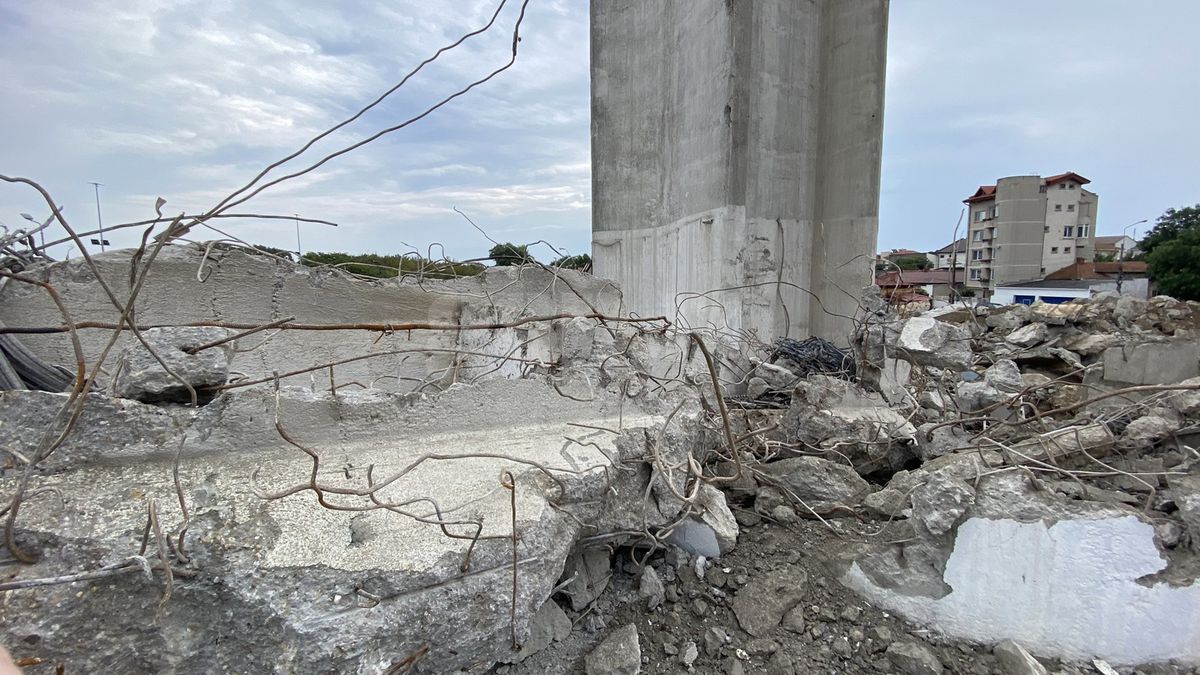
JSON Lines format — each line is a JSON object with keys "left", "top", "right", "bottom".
{"left": 885, "top": 641, "right": 944, "bottom": 675}
{"left": 762, "top": 457, "right": 872, "bottom": 512}
{"left": 585, "top": 624, "right": 641, "bottom": 675}
{"left": 1005, "top": 323, "right": 1048, "bottom": 348}
{"left": 731, "top": 566, "right": 808, "bottom": 637}
{"left": 638, "top": 566, "right": 665, "bottom": 610}
{"left": 911, "top": 473, "right": 976, "bottom": 537}
{"left": 992, "top": 639, "right": 1048, "bottom": 675}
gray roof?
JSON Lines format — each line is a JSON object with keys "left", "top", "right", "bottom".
{"left": 932, "top": 238, "right": 966, "bottom": 254}
{"left": 996, "top": 278, "right": 1097, "bottom": 290}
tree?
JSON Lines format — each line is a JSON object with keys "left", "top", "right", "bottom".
{"left": 1140, "top": 204, "right": 1200, "bottom": 256}
{"left": 551, "top": 253, "right": 591, "bottom": 271}
{"left": 1093, "top": 251, "right": 1116, "bottom": 263}
{"left": 892, "top": 254, "right": 931, "bottom": 271}
{"left": 489, "top": 242, "right": 534, "bottom": 266}
{"left": 1147, "top": 227, "right": 1200, "bottom": 301}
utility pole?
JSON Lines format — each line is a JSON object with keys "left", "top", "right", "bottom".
{"left": 89, "top": 181, "right": 107, "bottom": 252}
{"left": 1116, "top": 218, "right": 1147, "bottom": 294}
{"left": 949, "top": 209, "right": 964, "bottom": 303}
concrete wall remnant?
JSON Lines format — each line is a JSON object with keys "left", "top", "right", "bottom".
{"left": 590, "top": 0, "right": 889, "bottom": 343}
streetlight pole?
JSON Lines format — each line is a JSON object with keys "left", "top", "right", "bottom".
{"left": 949, "top": 209, "right": 964, "bottom": 303}
{"left": 1117, "top": 218, "right": 1147, "bottom": 294}
{"left": 89, "top": 181, "right": 106, "bottom": 252}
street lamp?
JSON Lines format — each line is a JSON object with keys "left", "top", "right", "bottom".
{"left": 21, "top": 211, "right": 55, "bottom": 251}
{"left": 1117, "top": 218, "right": 1147, "bottom": 293}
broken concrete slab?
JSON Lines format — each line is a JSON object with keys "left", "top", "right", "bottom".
{"left": 0, "top": 246, "right": 621, "bottom": 394}
{"left": 761, "top": 457, "right": 873, "bottom": 513}
{"left": 112, "top": 326, "right": 235, "bottom": 403}
{"left": 844, "top": 472, "right": 1200, "bottom": 666}
{"left": 1103, "top": 340, "right": 1200, "bottom": 386}
{"left": 895, "top": 316, "right": 973, "bottom": 370}
{"left": 1005, "top": 323, "right": 1049, "bottom": 348}
{"left": 0, "top": 378, "right": 677, "bottom": 673}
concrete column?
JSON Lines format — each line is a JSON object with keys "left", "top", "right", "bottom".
{"left": 591, "top": 0, "right": 888, "bottom": 343}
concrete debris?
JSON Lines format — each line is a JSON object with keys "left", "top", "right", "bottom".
{"left": 112, "top": 326, "right": 235, "bottom": 403}
{"left": 507, "top": 600, "right": 573, "bottom": 663}
{"left": 564, "top": 548, "right": 616, "bottom": 612}
{"left": 696, "top": 483, "right": 740, "bottom": 554}
{"left": 992, "top": 639, "right": 1049, "bottom": 675}
{"left": 846, "top": 291, "right": 1200, "bottom": 667}
{"left": 762, "top": 457, "right": 873, "bottom": 513}
{"left": 679, "top": 640, "right": 699, "bottom": 668}
{"left": 4, "top": 247, "right": 1200, "bottom": 672}
{"left": 730, "top": 566, "right": 808, "bottom": 637}
{"left": 895, "top": 316, "right": 973, "bottom": 370}
{"left": 1004, "top": 322, "right": 1048, "bottom": 348}
{"left": 1119, "top": 414, "right": 1180, "bottom": 448}
{"left": 885, "top": 641, "right": 944, "bottom": 675}
{"left": 585, "top": 624, "right": 641, "bottom": 675}
{"left": 638, "top": 565, "right": 665, "bottom": 610}
{"left": 910, "top": 473, "right": 975, "bottom": 537}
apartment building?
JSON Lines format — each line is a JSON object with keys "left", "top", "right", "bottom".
{"left": 961, "top": 172, "right": 1099, "bottom": 298}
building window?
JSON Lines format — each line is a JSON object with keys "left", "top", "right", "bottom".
{"left": 1044, "top": 226, "right": 1050, "bottom": 233}
{"left": 1039, "top": 185, "right": 1048, "bottom": 193}
{"left": 1067, "top": 204, "right": 1075, "bottom": 212}
{"left": 1051, "top": 247, "right": 1059, "bottom": 254}
{"left": 1055, "top": 204, "right": 1063, "bottom": 211}
{"left": 992, "top": 206, "right": 999, "bottom": 218}
{"left": 1064, "top": 247, "right": 1072, "bottom": 254}
{"left": 1077, "top": 224, "right": 1089, "bottom": 237}
{"left": 974, "top": 231, "right": 984, "bottom": 241}
{"left": 1063, "top": 226, "right": 1074, "bottom": 238}
{"left": 1040, "top": 268, "right": 1046, "bottom": 275}
{"left": 1068, "top": 183, "right": 1076, "bottom": 189}
{"left": 972, "top": 250, "right": 983, "bottom": 261}
{"left": 970, "top": 269, "right": 981, "bottom": 280}
{"left": 975, "top": 210, "right": 986, "bottom": 222}
{"left": 1059, "top": 183, "right": 1067, "bottom": 190}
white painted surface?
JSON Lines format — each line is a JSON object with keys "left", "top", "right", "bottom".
{"left": 844, "top": 516, "right": 1200, "bottom": 665}
{"left": 991, "top": 286, "right": 1090, "bottom": 305}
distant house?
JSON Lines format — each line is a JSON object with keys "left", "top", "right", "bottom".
{"left": 930, "top": 238, "right": 966, "bottom": 270}
{"left": 991, "top": 259, "right": 1150, "bottom": 305}
{"left": 875, "top": 268, "right": 957, "bottom": 301}
{"left": 1094, "top": 234, "right": 1139, "bottom": 260}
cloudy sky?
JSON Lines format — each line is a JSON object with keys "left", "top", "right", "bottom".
{"left": 2, "top": 1, "right": 1197, "bottom": 261}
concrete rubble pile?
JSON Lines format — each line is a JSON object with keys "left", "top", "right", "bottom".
{"left": 1, "top": 246, "right": 1199, "bottom": 673}
{"left": 0, "top": 246, "right": 732, "bottom": 672}
{"left": 837, "top": 290, "right": 1200, "bottom": 668}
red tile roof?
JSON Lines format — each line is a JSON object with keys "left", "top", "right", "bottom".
{"left": 1044, "top": 260, "right": 1146, "bottom": 280}
{"left": 875, "top": 269, "right": 955, "bottom": 287}
{"left": 1043, "top": 171, "right": 1090, "bottom": 187}
{"left": 964, "top": 185, "right": 997, "bottom": 204}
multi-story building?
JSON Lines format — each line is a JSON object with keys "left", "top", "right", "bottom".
{"left": 962, "top": 172, "right": 1099, "bottom": 298}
